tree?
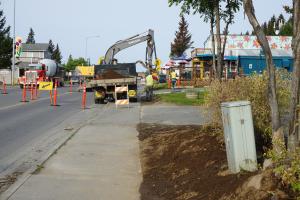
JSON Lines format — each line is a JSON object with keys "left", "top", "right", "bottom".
{"left": 220, "top": 0, "right": 242, "bottom": 69}
{"left": 48, "top": 39, "right": 55, "bottom": 57}
{"left": 64, "top": 55, "right": 88, "bottom": 72}
{"left": 0, "top": 4, "right": 12, "bottom": 69}
{"left": 243, "top": 0, "right": 283, "bottom": 152}
{"left": 287, "top": 0, "right": 300, "bottom": 149}
{"left": 26, "top": 28, "right": 35, "bottom": 44}
{"left": 262, "top": 22, "right": 268, "bottom": 35}
{"left": 170, "top": 15, "right": 194, "bottom": 58}
{"left": 266, "top": 15, "right": 276, "bottom": 35}
{"left": 168, "top": 0, "right": 242, "bottom": 80}
{"left": 52, "top": 44, "right": 62, "bottom": 64}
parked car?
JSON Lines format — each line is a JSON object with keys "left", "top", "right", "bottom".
{"left": 70, "top": 76, "right": 80, "bottom": 85}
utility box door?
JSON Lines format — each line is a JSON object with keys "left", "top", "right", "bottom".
{"left": 221, "top": 101, "right": 257, "bottom": 173}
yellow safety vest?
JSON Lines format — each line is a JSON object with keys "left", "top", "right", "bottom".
{"left": 171, "top": 71, "right": 177, "bottom": 79}
{"left": 146, "top": 75, "right": 154, "bottom": 86}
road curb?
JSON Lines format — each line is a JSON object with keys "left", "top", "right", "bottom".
{"left": 0, "top": 124, "right": 83, "bottom": 200}
{"left": 0, "top": 104, "right": 108, "bottom": 200}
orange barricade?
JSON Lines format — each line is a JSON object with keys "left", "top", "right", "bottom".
{"left": 2, "top": 78, "right": 7, "bottom": 94}
{"left": 81, "top": 83, "right": 87, "bottom": 109}
{"left": 53, "top": 81, "right": 58, "bottom": 106}
{"left": 21, "top": 78, "right": 28, "bottom": 102}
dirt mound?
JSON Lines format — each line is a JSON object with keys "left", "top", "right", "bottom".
{"left": 138, "top": 124, "right": 254, "bottom": 200}
{"left": 137, "top": 123, "right": 295, "bottom": 200}
{"left": 95, "top": 69, "right": 125, "bottom": 80}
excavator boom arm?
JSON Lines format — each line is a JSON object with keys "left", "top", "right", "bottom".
{"left": 104, "top": 29, "right": 156, "bottom": 70}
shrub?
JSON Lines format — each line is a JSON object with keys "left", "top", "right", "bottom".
{"left": 268, "top": 142, "right": 300, "bottom": 197}
{"left": 205, "top": 70, "right": 291, "bottom": 150}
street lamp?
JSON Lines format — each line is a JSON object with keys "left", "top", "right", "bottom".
{"left": 12, "top": 0, "right": 16, "bottom": 86}
{"left": 85, "top": 35, "right": 100, "bottom": 64}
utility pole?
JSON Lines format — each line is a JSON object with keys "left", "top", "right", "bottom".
{"left": 12, "top": 0, "right": 16, "bottom": 86}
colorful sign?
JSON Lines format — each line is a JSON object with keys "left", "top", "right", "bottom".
{"left": 15, "top": 37, "right": 22, "bottom": 57}
{"left": 39, "top": 82, "right": 53, "bottom": 90}
{"left": 76, "top": 66, "right": 94, "bottom": 76}
{"left": 207, "top": 35, "right": 292, "bottom": 51}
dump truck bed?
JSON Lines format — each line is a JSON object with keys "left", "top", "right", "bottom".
{"left": 88, "top": 77, "right": 136, "bottom": 87}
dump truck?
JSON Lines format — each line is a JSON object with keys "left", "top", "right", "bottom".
{"left": 88, "top": 29, "right": 158, "bottom": 104}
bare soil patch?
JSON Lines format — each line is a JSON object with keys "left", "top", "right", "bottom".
{"left": 137, "top": 123, "right": 291, "bottom": 200}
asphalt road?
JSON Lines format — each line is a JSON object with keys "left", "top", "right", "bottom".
{"left": 0, "top": 85, "right": 95, "bottom": 177}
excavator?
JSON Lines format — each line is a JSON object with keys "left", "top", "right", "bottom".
{"left": 103, "top": 29, "right": 158, "bottom": 70}
{"left": 88, "top": 29, "right": 160, "bottom": 104}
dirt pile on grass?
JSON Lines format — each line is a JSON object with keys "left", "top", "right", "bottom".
{"left": 137, "top": 123, "right": 290, "bottom": 200}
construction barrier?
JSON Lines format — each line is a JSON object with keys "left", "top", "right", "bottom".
{"left": 81, "top": 83, "right": 87, "bottom": 109}
{"left": 168, "top": 78, "right": 171, "bottom": 89}
{"left": 70, "top": 79, "right": 72, "bottom": 94}
{"left": 52, "top": 81, "right": 58, "bottom": 106}
{"left": 30, "top": 83, "right": 34, "bottom": 100}
{"left": 35, "top": 81, "right": 38, "bottom": 99}
{"left": 115, "top": 85, "right": 129, "bottom": 108}
{"left": 2, "top": 78, "right": 7, "bottom": 95}
{"left": 21, "top": 78, "right": 28, "bottom": 102}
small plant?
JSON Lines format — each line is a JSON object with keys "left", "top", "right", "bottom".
{"left": 267, "top": 141, "right": 300, "bottom": 196}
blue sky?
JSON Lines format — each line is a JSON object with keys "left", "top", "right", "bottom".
{"left": 1, "top": 0, "right": 292, "bottom": 67}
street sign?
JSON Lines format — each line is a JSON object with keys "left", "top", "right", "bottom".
{"left": 39, "top": 82, "right": 53, "bottom": 90}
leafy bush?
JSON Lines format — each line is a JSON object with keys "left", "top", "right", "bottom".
{"left": 268, "top": 142, "right": 300, "bottom": 196}
{"left": 205, "top": 70, "right": 300, "bottom": 197}
{"left": 205, "top": 70, "right": 291, "bottom": 140}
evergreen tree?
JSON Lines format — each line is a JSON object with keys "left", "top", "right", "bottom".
{"left": 277, "top": 14, "right": 285, "bottom": 26}
{"left": 48, "top": 39, "right": 55, "bottom": 57}
{"left": 266, "top": 15, "right": 276, "bottom": 35}
{"left": 262, "top": 22, "right": 268, "bottom": 35}
{"left": 0, "top": 4, "right": 12, "bottom": 69}
{"left": 52, "top": 44, "right": 62, "bottom": 64}
{"left": 26, "top": 28, "right": 35, "bottom": 44}
{"left": 170, "top": 15, "right": 193, "bottom": 58}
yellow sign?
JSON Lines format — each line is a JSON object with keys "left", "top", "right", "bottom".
{"left": 39, "top": 82, "right": 53, "bottom": 90}
{"left": 128, "top": 90, "right": 136, "bottom": 97}
{"left": 76, "top": 66, "right": 94, "bottom": 76}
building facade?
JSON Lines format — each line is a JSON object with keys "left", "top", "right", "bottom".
{"left": 15, "top": 43, "right": 51, "bottom": 80}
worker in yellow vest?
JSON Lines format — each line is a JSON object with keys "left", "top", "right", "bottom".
{"left": 170, "top": 69, "right": 177, "bottom": 89}
{"left": 145, "top": 71, "right": 154, "bottom": 101}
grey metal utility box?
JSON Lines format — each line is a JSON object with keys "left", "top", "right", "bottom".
{"left": 221, "top": 101, "right": 257, "bottom": 173}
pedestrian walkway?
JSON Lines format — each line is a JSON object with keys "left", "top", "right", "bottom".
{"left": 7, "top": 104, "right": 142, "bottom": 200}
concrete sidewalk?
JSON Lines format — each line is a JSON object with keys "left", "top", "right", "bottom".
{"left": 6, "top": 104, "right": 142, "bottom": 200}
{"left": 4, "top": 103, "right": 206, "bottom": 200}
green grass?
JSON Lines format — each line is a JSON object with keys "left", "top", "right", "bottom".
{"left": 156, "top": 91, "right": 206, "bottom": 106}
{"left": 153, "top": 83, "right": 169, "bottom": 90}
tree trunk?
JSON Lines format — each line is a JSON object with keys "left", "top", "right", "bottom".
{"left": 215, "top": 2, "right": 222, "bottom": 80}
{"left": 288, "top": 0, "right": 300, "bottom": 148}
{"left": 210, "top": 17, "right": 217, "bottom": 78}
{"left": 221, "top": 24, "right": 230, "bottom": 80}
{"left": 243, "top": 0, "right": 283, "bottom": 152}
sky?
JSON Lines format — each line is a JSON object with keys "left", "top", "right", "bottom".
{"left": 1, "top": 0, "right": 293, "bottom": 70}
